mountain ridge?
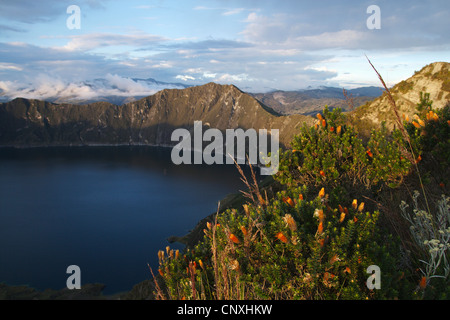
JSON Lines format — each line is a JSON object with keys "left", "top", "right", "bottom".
{"left": 350, "top": 61, "right": 450, "bottom": 136}
{"left": 1, "top": 62, "right": 448, "bottom": 148}
{"left": 250, "top": 86, "right": 382, "bottom": 116}
{"left": 0, "top": 82, "right": 314, "bottom": 149}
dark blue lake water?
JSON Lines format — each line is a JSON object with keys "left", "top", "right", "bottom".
{"left": 0, "top": 146, "right": 250, "bottom": 295}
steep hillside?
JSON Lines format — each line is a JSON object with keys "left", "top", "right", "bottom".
{"left": 350, "top": 62, "right": 450, "bottom": 136}
{"left": 251, "top": 86, "right": 381, "bottom": 116}
{"left": 0, "top": 82, "right": 314, "bottom": 149}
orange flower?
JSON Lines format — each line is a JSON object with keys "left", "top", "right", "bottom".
{"left": 158, "top": 268, "right": 164, "bottom": 277}
{"left": 338, "top": 204, "right": 344, "bottom": 213}
{"left": 416, "top": 155, "right": 422, "bottom": 163}
{"left": 447, "top": 120, "right": 450, "bottom": 126}
{"left": 240, "top": 226, "right": 248, "bottom": 236}
{"left": 352, "top": 199, "right": 358, "bottom": 210}
{"left": 358, "top": 202, "right": 365, "bottom": 212}
{"left": 412, "top": 121, "right": 421, "bottom": 129}
{"left": 417, "top": 118, "right": 425, "bottom": 127}
{"left": 276, "top": 232, "right": 288, "bottom": 243}
{"left": 299, "top": 193, "right": 304, "bottom": 201}
{"left": 344, "top": 267, "right": 351, "bottom": 274}
{"left": 317, "top": 113, "right": 323, "bottom": 121}
{"left": 344, "top": 207, "right": 349, "bottom": 214}
{"left": 198, "top": 259, "right": 204, "bottom": 270}
{"left": 330, "top": 126, "right": 335, "bottom": 132}
{"left": 229, "top": 233, "right": 240, "bottom": 244}
{"left": 353, "top": 216, "right": 358, "bottom": 223}
{"left": 318, "top": 187, "right": 325, "bottom": 198}
{"left": 321, "top": 119, "right": 327, "bottom": 128}
{"left": 439, "top": 182, "right": 445, "bottom": 188}
{"left": 336, "top": 126, "right": 342, "bottom": 135}
{"left": 339, "top": 212, "right": 346, "bottom": 223}
{"left": 319, "top": 170, "right": 326, "bottom": 177}
{"left": 419, "top": 276, "right": 427, "bottom": 290}
{"left": 283, "top": 196, "right": 295, "bottom": 207}
{"left": 319, "top": 238, "right": 325, "bottom": 247}
{"left": 317, "top": 222, "right": 323, "bottom": 235}
{"left": 366, "top": 150, "right": 373, "bottom": 158}
{"left": 158, "top": 250, "right": 164, "bottom": 261}
{"left": 432, "top": 113, "right": 439, "bottom": 121}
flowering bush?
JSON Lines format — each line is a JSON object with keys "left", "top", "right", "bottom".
{"left": 276, "top": 107, "right": 413, "bottom": 193}
{"left": 155, "top": 184, "right": 404, "bottom": 299}
{"left": 152, "top": 96, "right": 448, "bottom": 300}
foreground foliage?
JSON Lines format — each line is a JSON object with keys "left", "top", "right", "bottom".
{"left": 152, "top": 96, "right": 449, "bottom": 300}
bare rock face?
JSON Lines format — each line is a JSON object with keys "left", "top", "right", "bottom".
{"left": 350, "top": 62, "right": 450, "bottom": 136}
{"left": 251, "top": 87, "right": 380, "bottom": 116}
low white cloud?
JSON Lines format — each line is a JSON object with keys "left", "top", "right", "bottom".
{"left": 61, "top": 33, "right": 165, "bottom": 52}
{"left": 175, "top": 74, "right": 196, "bottom": 81}
{"left": 0, "top": 73, "right": 187, "bottom": 103}
{"left": 0, "top": 62, "right": 23, "bottom": 71}
{"left": 223, "top": 8, "right": 244, "bottom": 16}
{"left": 202, "top": 72, "right": 217, "bottom": 78}
{"left": 216, "top": 73, "right": 253, "bottom": 82}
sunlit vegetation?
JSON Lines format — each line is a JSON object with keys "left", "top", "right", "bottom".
{"left": 151, "top": 69, "right": 449, "bottom": 299}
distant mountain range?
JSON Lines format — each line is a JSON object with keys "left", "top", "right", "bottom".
{"left": 0, "top": 62, "right": 448, "bottom": 148}
{"left": 1, "top": 75, "right": 382, "bottom": 116}
{"left": 251, "top": 86, "right": 383, "bottom": 116}
{"left": 0, "top": 76, "right": 191, "bottom": 106}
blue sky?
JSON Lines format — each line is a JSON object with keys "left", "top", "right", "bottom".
{"left": 0, "top": 0, "right": 449, "bottom": 100}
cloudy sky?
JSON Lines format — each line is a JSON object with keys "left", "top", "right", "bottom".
{"left": 0, "top": 0, "right": 449, "bottom": 100}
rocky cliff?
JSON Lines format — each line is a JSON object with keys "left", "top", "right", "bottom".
{"left": 350, "top": 62, "right": 450, "bottom": 136}
{"left": 1, "top": 62, "right": 448, "bottom": 148}
{"left": 0, "top": 82, "right": 314, "bottom": 148}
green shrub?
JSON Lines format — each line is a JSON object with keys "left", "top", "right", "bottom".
{"left": 155, "top": 185, "right": 407, "bottom": 299}
{"left": 151, "top": 95, "right": 448, "bottom": 300}
{"left": 405, "top": 103, "right": 450, "bottom": 168}
{"left": 275, "top": 107, "right": 412, "bottom": 193}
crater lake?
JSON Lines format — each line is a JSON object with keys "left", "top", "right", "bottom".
{"left": 0, "top": 146, "right": 256, "bottom": 295}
